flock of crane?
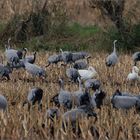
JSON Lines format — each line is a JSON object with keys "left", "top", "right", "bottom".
{"left": 0, "top": 38, "right": 140, "bottom": 136}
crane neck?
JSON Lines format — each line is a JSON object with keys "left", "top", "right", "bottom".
{"left": 78, "top": 78, "right": 83, "bottom": 90}
{"left": 59, "top": 80, "right": 64, "bottom": 90}
{"left": 8, "top": 38, "right": 11, "bottom": 49}
{"left": 86, "top": 56, "right": 90, "bottom": 64}
{"left": 113, "top": 42, "right": 116, "bottom": 53}
{"left": 23, "top": 49, "right": 27, "bottom": 59}
{"left": 60, "top": 49, "right": 63, "bottom": 53}
{"left": 33, "top": 52, "right": 36, "bottom": 63}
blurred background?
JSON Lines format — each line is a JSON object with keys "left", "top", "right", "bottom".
{"left": 0, "top": 0, "right": 139, "bottom": 52}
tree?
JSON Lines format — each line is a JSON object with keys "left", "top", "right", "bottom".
{"left": 90, "top": 0, "right": 125, "bottom": 30}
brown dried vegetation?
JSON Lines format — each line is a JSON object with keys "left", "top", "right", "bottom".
{"left": 0, "top": 51, "right": 140, "bottom": 139}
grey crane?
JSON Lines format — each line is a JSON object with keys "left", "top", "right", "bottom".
{"left": 62, "top": 105, "right": 97, "bottom": 134}
{"left": 113, "top": 89, "right": 140, "bottom": 99}
{"left": 7, "top": 38, "right": 24, "bottom": 59}
{"left": 50, "top": 93, "right": 60, "bottom": 107}
{"left": 91, "top": 89, "right": 106, "bottom": 109}
{"left": 50, "top": 78, "right": 84, "bottom": 108}
{"left": 90, "top": 126, "right": 100, "bottom": 140}
{"left": 5, "top": 38, "right": 26, "bottom": 63}
{"left": 79, "top": 88, "right": 106, "bottom": 108}
{"left": 73, "top": 56, "right": 91, "bottom": 69}
{"left": 0, "top": 94, "right": 7, "bottom": 111}
{"left": 10, "top": 59, "right": 25, "bottom": 69}
{"left": 72, "top": 77, "right": 84, "bottom": 106}
{"left": 0, "top": 63, "right": 13, "bottom": 80}
{"left": 66, "top": 67, "right": 79, "bottom": 82}
{"left": 132, "top": 52, "right": 140, "bottom": 66}
{"left": 23, "top": 87, "right": 43, "bottom": 111}
{"left": 46, "top": 108, "right": 60, "bottom": 121}
{"left": 60, "top": 49, "right": 90, "bottom": 65}
{"left": 84, "top": 79, "right": 101, "bottom": 91}
{"left": 23, "top": 60, "right": 46, "bottom": 79}
{"left": 79, "top": 88, "right": 94, "bottom": 107}
{"left": 111, "top": 89, "right": 140, "bottom": 110}
{"left": 58, "top": 78, "right": 72, "bottom": 109}
{"left": 10, "top": 50, "right": 36, "bottom": 69}
{"left": 5, "top": 45, "right": 20, "bottom": 64}
{"left": 113, "top": 89, "right": 134, "bottom": 97}
{"left": 24, "top": 49, "right": 37, "bottom": 64}
{"left": 71, "top": 51, "right": 90, "bottom": 62}
{"left": 46, "top": 54, "right": 62, "bottom": 67}
{"left": 60, "top": 49, "right": 73, "bottom": 64}
{"left": 106, "top": 40, "right": 118, "bottom": 67}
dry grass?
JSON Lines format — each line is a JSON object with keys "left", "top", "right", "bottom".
{"left": 0, "top": 51, "right": 140, "bottom": 140}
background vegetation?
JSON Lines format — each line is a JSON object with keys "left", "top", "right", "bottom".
{"left": 0, "top": 0, "right": 140, "bottom": 52}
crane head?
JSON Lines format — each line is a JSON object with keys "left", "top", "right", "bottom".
{"left": 59, "top": 48, "right": 63, "bottom": 53}
{"left": 113, "top": 40, "right": 117, "bottom": 44}
{"left": 8, "top": 37, "right": 11, "bottom": 44}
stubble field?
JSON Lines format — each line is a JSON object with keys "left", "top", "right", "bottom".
{"left": 0, "top": 51, "right": 140, "bottom": 140}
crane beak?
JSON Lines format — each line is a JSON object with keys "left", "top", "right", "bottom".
{"left": 87, "top": 55, "right": 92, "bottom": 59}
{"left": 45, "top": 63, "right": 50, "bottom": 67}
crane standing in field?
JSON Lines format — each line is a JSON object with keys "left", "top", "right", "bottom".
{"left": 105, "top": 40, "right": 118, "bottom": 82}
{"left": 73, "top": 56, "right": 91, "bottom": 70}
{"left": 132, "top": 52, "right": 140, "bottom": 66}
{"left": 60, "top": 49, "right": 90, "bottom": 65}
{"left": 0, "top": 63, "right": 13, "bottom": 80}
{"left": 5, "top": 38, "right": 26, "bottom": 64}
{"left": 60, "top": 49, "right": 73, "bottom": 65}
{"left": 111, "top": 89, "right": 140, "bottom": 110}
{"left": 0, "top": 94, "right": 7, "bottom": 111}
{"left": 23, "top": 60, "right": 47, "bottom": 82}
{"left": 24, "top": 49, "right": 37, "bottom": 64}
{"left": 62, "top": 105, "right": 97, "bottom": 134}
{"left": 46, "top": 54, "right": 62, "bottom": 67}
{"left": 23, "top": 87, "right": 43, "bottom": 111}
{"left": 66, "top": 67, "right": 79, "bottom": 82}
{"left": 84, "top": 79, "right": 101, "bottom": 91}
{"left": 106, "top": 40, "right": 118, "bottom": 67}
{"left": 58, "top": 78, "right": 72, "bottom": 109}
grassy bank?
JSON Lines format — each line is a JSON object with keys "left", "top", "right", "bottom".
{"left": 0, "top": 21, "right": 140, "bottom": 53}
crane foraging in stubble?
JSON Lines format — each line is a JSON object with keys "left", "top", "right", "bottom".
{"left": 0, "top": 94, "right": 7, "bottom": 111}
{"left": 23, "top": 48, "right": 37, "bottom": 64}
{"left": 23, "top": 87, "right": 43, "bottom": 111}
{"left": 111, "top": 89, "right": 140, "bottom": 110}
{"left": 46, "top": 54, "right": 62, "bottom": 67}
{"left": 5, "top": 38, "right": 26, "bottom": 64}
{"left": 132, "top": 52, "right": 140, "bottom": 66}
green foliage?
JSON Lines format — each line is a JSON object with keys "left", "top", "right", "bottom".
{"left": 107, "top": 23, "right": 140, "bottom": 51}
{"left": 131, "top": 24, "right": 140, "bottom": 46}
{"left": 0, "top": 1, "right": 140, "bottom": 53}
{"left": 17, "top": 23, "right": 101, "bottom": 52}
{"left": 0, "top": 23, "right": 6, "bottom": 33}
{"left": 64, "top": 23, "right": 99, "bottom": 38}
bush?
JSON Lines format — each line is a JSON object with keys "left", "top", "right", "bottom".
{"left": 107, "top": 23, "right": 140, "bottom": 51}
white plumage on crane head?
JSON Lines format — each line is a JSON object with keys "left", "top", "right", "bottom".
{"left": 113, "top": 40, "right": 117, "bottom": 44}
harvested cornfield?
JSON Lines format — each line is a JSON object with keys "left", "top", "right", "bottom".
{"left": 0, "top": 50, "right": 140, "bottom": 140}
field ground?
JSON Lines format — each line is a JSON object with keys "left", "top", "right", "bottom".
{"left": 0, "top": 51, "right": 140, "bottom": 140}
